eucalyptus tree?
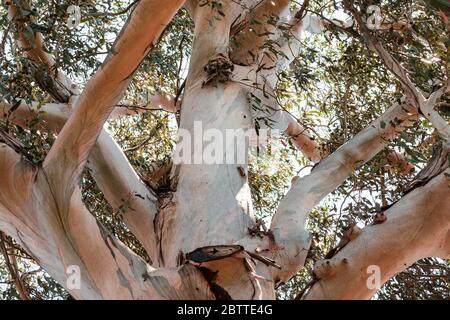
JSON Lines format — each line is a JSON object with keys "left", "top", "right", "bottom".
{"left": 0, "top": 0, "right": 449, "bottom": 300}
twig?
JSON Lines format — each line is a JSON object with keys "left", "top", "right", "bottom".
{"left": 0, "top": 20, "right": 13, "bottom": 55}
{"left": 0, "top": 232, "right": 30, "bottom": 300}
{"left": 85, "top": 0, "right": 140, "bottom": 18}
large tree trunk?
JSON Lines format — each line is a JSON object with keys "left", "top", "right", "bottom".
{"left": 1, "top": 0, "right": 449, "bottom": 300}
{"left": 154, "top": 1, "right": 276, "bottom": 299}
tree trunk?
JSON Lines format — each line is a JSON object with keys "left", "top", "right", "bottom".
{"left": 1, "top": 0, "right": 450, "bottom": 300}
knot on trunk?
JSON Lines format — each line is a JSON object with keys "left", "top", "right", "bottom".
{"left": 139, "top": 158, "right": 173, "bottom": 192}
{"left": 247, "top": 218, "right": 270, "bottom": 238}
{"left": 27, "top": 61, "right": 72, "bottom": 103}
{"left": 313, "top": 258, "right": 348, "bottom": 279}
{"left": 324, "top": 223, "right": 362, "bottom": 259}
{"left": 202, "top": 53, "right": 234, "bottom": 87}
{"left": 371, "top": 211, "right": 387, "bottom": 225}
{"left": 185, "top": 245, "right": 275, "bottom": 299}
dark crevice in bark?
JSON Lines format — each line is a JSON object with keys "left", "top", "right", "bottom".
{"left": 155, "top": 194, "right": 175, "bottom": 267}
{"left": 186, "top": 245, "right": 244, "bottom": 263}
{"left": 97, "top": 220, "right": 117, "bottom": 259}
{"left": 116, "top": 268, "right": 134, "bottom": 299}
{"left": 0, "top": 130, "right": 38, "bottom": 165}
{"left": 177, "top": 250, "right": 185, "bottom": 267}
{"left": 29, "top": 62, "right": 72, "bottom": 102}
{"left": 197, "top": 266, "right": 233, "bottom": 300}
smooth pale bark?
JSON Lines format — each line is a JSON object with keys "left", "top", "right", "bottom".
{"left": 230, "top": 0, "right": 291, "bottom": 65}
{"left": 303, "top": 169, "right": 450, "bottom": 300}
{"left": 0, "top": 94, "right": 178, "bottom": 123}
{"left": 0, "top": 100, "right": 159, "bottom": 262}
{"left": 231, "top": 64, "right": 322, "bottom": 163}
{"left": 0, "top": 143, "right": 213, "bottom": 299}
{"left": 284, "top": 118, "right": 321, "bottom": 163}
{"left": 1, "top": 0, "right": 448, "bottom": 301}
{"left": 267, "top": 102, "right": 418, "bottom": 284}
{"left": 0, "top": 101, "right": 71, "bottom": 132}
{"left": 161, "top": 83, "right": 257, "bottom": 261}
{"left": 419, "top": 85, "right": 450, "bottom": 142}
{"left": 4, "top": 1, "right": 420, "bottom": 299}
{"left": 160, "top": 1, "right": 256, "bottom": 264}
{"left": 155, "top": 1, "right": 277, "bottom": 299}
{"left": 4, "top": 0, "right": 161, "bottom": 260}
{"left": 0, "top": 0, "right": 186, "bottom": 299}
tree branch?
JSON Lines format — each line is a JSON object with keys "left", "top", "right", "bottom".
{"left": 0, "top": 143, "right": 213, "bottom": 299}
{"left": 85, "top": 0, "right": 139, "bottom": 18}
{"left": 89, "top": 131, "right": 159, "bottom": 263}
{"left": 302, "top": 168, "right": 450, "bottom": 300}
{"left": 342, "top": 1, "right": 424, "bottom": 105}
{"left": 284, "top": 115, "right": 321, "bottom": 163}
{"left": 419, "top": 83, "right": 450, "bottom": 142}
{"left": 0, "top": 101, "right": 71, "bottom": 132}
{"left": 0, "top": 99, "right": 161, "bottom": 263}
{"left": 110, "top": 93, "right": 181, "bottom": 118}
{"left": 6, "top": 0, "right": 77, "bottom": 101}
{"left": 4, "top": 0, "right": 177, "bottom": 262}
{"left": 230, "top": 0, "right": 291, "bottom": 65}
{"left": 186, "top": 0, "right": 243, "bottom": 79}
{"left": 43, "top": 0, "right": 184, "bottom": 180}
{"left": 268, "top": 101, "right": 418, "bottom": 283}
{"left": 4, "top": 0, "right": 163, "bottom": 259}
{"left": 0, "top": 231, "right": 30, "bottom": 299}
{"left": 232, "top": 64, "right": 322, "bottom": 162}
{"left": 343, "top": 1, "right": 450, "bottom": 142}
{"left": 252, "top": 11, "right": 327, "bottom": 86}
{"left": 38, "top": 1, "right": 184, "bottom": 257}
